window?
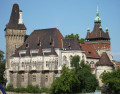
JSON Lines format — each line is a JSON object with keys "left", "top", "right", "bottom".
{"left": 63, "top": 56, "right": 67, "bottom": 61}
{"left": 90, "top": 62, "right": 94, "bottom": 68}
{"left": 22, "top": 62, "right": 24, "bottom": 67}
{"left": 46, "top": 61, "right": 49, "bottom": 67}
{"left": 88, "top": 51, "right": 91, "bottom": 54}
{"left": 45, "top": 75, "right": 48, "bottom": 82}
{"left": 32, "top": 75, "right": 36, "bottom": 82}
{"left": 21, "top": 75, "right": 24, "bottom": 82}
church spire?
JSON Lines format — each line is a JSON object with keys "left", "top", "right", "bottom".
{"left": 94, "top": 6, "right": 101, "bottom": 23}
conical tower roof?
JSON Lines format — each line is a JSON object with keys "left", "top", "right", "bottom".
{"left": 6, "top": 3, "right": 26, "bottom": 30}
{"left": 85, "top": 7, "right": 110, "bottom": 41}
{"left": 96, "top": 52, "right": 113, "bottom": 66}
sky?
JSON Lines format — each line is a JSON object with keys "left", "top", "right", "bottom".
{"left": 0, "top": 0, "right": 120, "bottom": 61}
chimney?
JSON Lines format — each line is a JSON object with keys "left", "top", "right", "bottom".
{"left": 18, "top": 10, "right": 23, "bottom": 24}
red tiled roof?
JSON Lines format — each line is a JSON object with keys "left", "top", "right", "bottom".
{"left": 96, "top": 52, "right": 114, "bottom": 66}
{"left": 81, "top": 44, "right": 100, "bottom": 59}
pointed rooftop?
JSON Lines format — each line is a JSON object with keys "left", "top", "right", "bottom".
{"left": 38, "top": 42, "right": 43, "bottom": 56}
{"left": 85, "top": 7, "right": 110, "bottom": 41}
{"left": 96, "top": 52, "right": 114, "bottom": 66}
{"left": 94, "top": 6, "right": 101, "bottom": 23}
{"left": 5, "top": 3, "right": 26, "bottom": 30}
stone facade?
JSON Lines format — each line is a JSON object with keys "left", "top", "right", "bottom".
{"left": 5, "top": 29, "right": 26, "bottom": 68}
{"left": 8, "top": 48, "right": 85, "bottom": 88}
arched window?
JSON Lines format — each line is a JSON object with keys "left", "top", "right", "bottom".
{"left": 63, "top": 56, "right": 67, "bottom": 61}
{"left": 90, "top": 61, "right": 94, "bottom": 68}
{"left": 22, "top": 62, "right": 24, "bottom": 67}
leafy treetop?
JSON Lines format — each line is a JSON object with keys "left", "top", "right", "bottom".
{"left": 65, "top": 33, "right": 85, "bottom": 44}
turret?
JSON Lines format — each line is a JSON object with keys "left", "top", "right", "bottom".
{"left": 5, "top": 4, "right": 26, "bottom": 68}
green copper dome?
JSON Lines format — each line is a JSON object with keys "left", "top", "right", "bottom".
{"left": 94, "top": 7, "right": 101, "bottom": 23}
{"left": 87, "top": 28, "right": 90, "bottom": 31}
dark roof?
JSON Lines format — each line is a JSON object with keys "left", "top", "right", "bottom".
{"left": 24, "top": 35, "right": 29, "bottom": 42}
{"left": 25, "top": 49, "right": 31, "bottom": 56}
{"left": 11, "top": 49, "right": 19, "bottom": 57}
{"left": 86, "top": 24, "right": 110, "bottom": 40}
{"left": 81, "top": 44, "right": 100, "bottom": 59}
{"left": 96, "top": 52, "right": 114, "bottom": 66}
{"left": 62, "top": 38, "right": 82, "bottom": 50}
{"left": 18, "top": 28, "right": 64, "bottom": 50}
{"left": 38, "top": 46, "right": 43, "bottom": 56}
{"left": 50, "top": 46, "right": 57, "bottom": 56}
{"left": 6, "top": 4, "right": 26, "bottom": 30}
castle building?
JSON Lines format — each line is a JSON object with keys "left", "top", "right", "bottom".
{"left": 5, "top": 4, "right": 114, "bottom": 88}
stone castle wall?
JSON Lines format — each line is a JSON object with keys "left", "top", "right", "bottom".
{"left": 5, "top": 29, "right": 26, "bottom": 68}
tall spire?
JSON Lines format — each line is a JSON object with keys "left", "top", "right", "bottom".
{"left": 94, "top": 6, "right": 101, "bottom": 23}
{"left": 6, "top": 4, "right": 26, "bottom": 30}
{"left": 96, "top": 6, "right": 99, "bottom": 17}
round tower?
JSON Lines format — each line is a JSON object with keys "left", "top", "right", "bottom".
{"left": 5, "top": 4, "right": 26, "bottom": 68}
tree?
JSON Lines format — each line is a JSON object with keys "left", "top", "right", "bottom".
{"left": 0, "top": 50, "right": 4, "bottom": 63}
{"left": 77, "top": 60, "right": 98, "bottom": 93}
{"left": 101, "top": 69, "right": 120, "bottom": 94}
{"left": 71, "top": 56, "right": 98, "bottom": 93}
{"left": 51, "top": 56, "right": 98, "bottom": 93}
{"left": 50, "top": 65, "right": 80, "bottom": 94}
{"left": 65, "top": 33, "right": 85, "bottom": 44}
{"left": 0, "top": 50, "right": 6, "bottom": 85}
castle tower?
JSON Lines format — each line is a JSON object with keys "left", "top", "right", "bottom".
{"left": 5, "top": 4, "right": 26, "bottom": 68}
{"left": 85, "top": 7, "right": 112, "bottom": 60}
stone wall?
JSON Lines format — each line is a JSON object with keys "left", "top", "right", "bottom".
{"left": 5, "top": 29, "right": 26, "bottom": 68}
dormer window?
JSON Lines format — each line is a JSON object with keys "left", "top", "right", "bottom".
{"left": 26, "top": 43, "right": 29, "bottom": 48}
{"left": 88, "top": 51, "right": 91, "bottom": 54}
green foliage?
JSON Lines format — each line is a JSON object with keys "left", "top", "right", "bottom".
{"left": 65, "top": 33, "right": 85, "bottom": 44}
{"left": 6, "top": 84, "right": 50, "bottom": 93}
{"left": 51, "top": 56, "right": 98, "bottom": 93}
{"left": 101, "top": 69, "right": 120, "bottom": 94}
{"left": 0, "top": 50, "right": 6, "bottom": 85}
{"left": 71, "top": 55, "right": 80, "bottom": 70}
{"left": 77, "top": 60, "right": 98, "bottom": 93}
{"left": 50, "top": 65, "right": 80, "bottom": 94}
{"left": 0, "top": 50, "right": 4, "bottom": 63}
{"left": 6, "top": 84, "right": 14, "bottom": 92}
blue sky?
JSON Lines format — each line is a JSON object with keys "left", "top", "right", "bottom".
{"left": 0, "top": 0, "right": 120, "bottom": 61}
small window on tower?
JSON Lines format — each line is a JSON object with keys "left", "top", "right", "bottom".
{"left": 32, "top": 75, "right": 36, "bottom": 82}
{"left": 45, "top": 75, "right": 48, "bottom": 82}
{"left": 26, "top": 43, "right": 29, "bottom": 48}
{"left": 21, "top": 75, "right": 24, "bottom": 82}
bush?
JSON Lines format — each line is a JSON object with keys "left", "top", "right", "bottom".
{"left": 5, "top": 84, "right": 50, "bottom": 93}
{"left": 6, "top": 84, "right": 14, "bottom": 92}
